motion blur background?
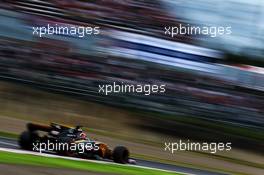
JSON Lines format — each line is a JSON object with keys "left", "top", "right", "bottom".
{"left": 0, "top": 0, "right": 263, "bottom": 174}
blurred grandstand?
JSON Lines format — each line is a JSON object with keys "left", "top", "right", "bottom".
{"left": 0, "top": 0, "right": 263, "bottom": 142}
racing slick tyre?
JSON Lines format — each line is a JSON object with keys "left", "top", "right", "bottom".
{"left": 113, "top": 146, "right": 129, "bottom": 164}
{"left": 19, "top": 131, "right": 38, "bottom": 150}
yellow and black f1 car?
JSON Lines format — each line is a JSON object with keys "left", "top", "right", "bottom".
{"left": 19, "top": 123, "right": 135, "bottom": 164}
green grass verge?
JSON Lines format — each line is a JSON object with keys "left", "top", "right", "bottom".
{"left": 0, "top": 131, "right": 18, "bottom": 139}
{"left": 0, "top": 151, "right": 182, "bottom": 175}
{"left": 139, "top": 111, "right": 264, "bottom": 141}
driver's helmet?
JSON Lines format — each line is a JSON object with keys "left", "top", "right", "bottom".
{"left": 79, "top": 132, "right": 87, "bottom": 139}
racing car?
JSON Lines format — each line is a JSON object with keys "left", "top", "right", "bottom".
{"left": 19, "top": 123, "right": 135, "bottom": 164}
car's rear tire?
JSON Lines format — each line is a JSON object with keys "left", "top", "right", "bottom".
{"left": 19, "top": 131, "right": 38, "bottom": 150}
{"left": 113, "top": 146, "right": 129, "bottom": 164}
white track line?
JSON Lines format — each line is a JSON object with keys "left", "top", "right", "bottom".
{"left": 0, "top": 141, "right": 18, "bottom": 147}
{"left": 0, "top": 147, "right": 195, "bottom": 175}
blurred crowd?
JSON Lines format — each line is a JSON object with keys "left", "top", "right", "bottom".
{"left": 2, "top": 0, "right": 193, "bottom": 42}
{"left": 0, "top": 0, "right": 263, "bottom": 130}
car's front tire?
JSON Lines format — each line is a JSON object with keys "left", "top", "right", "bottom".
{"left": 113, "top": 146, "right": 129, "bottom": 164}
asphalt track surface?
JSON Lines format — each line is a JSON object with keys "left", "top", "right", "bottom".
{"left": 0, "top": 137, "right": 228, "bottom": 175}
